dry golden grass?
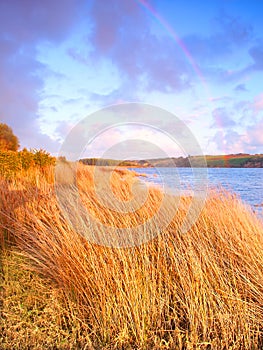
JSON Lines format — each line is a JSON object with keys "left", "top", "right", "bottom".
{"left": 0, "top": 163, "right": 263, "bottom": 349}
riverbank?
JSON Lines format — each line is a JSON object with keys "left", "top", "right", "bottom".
{"left": 80, "top": 153, "right": 263, "bottom": 168}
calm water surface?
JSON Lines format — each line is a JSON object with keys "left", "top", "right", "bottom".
{"left": 132, "top": 167, "right": 263, "bottom": 211}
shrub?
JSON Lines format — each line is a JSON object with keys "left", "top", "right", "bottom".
{"left": 0, "top": 149, "right": 55, "bottom": 178}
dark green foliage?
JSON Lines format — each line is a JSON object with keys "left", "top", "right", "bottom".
{"left": 0, "top": 123, "right": 20, "bottom": 151}
{"left": 228, "top": 157, "right": 250, "bottom": 167}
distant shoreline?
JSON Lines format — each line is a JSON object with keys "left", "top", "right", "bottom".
{"left": 79, "top": 153, "right": 263, "bottom": 168}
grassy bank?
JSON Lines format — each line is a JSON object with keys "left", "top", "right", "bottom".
{"left": 1, "top": 164, "right": 263, "bottom": 349}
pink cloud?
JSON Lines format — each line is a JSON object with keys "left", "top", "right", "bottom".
{"left": 212, "top": 118, "right": 263, "bottom": 154}
{"left": 246, "top": 118, "right": 263, "bottom": 148}
{"left": 253, "top": 93, "right": 263, "bottom": 112}
{"left": 212, "top": 107, "right": 236, "bottom": 128}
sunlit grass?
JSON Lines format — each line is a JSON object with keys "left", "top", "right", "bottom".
{"left": 0, "top": 164, "right": 263, "bottom": 349}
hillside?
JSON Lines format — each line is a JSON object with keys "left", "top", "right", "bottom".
{"left": 80, "top": 153, "right": 263, "bottom": 168}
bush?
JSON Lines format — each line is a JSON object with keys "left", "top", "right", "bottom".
{"left": 0, "top": 149, "right": 55, "bottom": 178}
{"left": 0, "top": 151, "right": 21, "bottom": 178}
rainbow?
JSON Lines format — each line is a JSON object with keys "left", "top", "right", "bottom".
{"left": 136, "top": 0, "right": 230, "bottom": 154}
{"left": 136, "top": 0, "right": 209, "bottom": 92}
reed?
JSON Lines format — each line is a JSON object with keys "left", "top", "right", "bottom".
{"left": 0, "top": 164, "right": 263, "bottom": 349}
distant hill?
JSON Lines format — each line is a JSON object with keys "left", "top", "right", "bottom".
{"left": 79, "top": 153, "right": 263, "bottom": 168}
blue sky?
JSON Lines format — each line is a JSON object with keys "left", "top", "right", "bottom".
{"left": 1, "top": 0, "right": 263, "bottom": 157}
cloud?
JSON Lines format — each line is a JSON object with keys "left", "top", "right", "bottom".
{"left": 249, "top": 44, "right": 263, "bottom": 70}
{"left": 184, "top": 12, "right": 253, "bottom": 63}
{"left": 211, "top": 130, "right": 247, "bottom": 154}
{"left": 0, "top": 0, "right": 81, "bottom": 44}
{"left": 234, "top": 84, "right": 247, "bottom": 92}
{"left": 0, "top": 0, "right": 84, "bottom": 151}
{"left": 212, "top": 107, "right": 236, "bottom": 128}
{"left": 211, "top": 117, "right": 263, "bottom": 154}
{"left": 209, "top": 97, "right": 263, "bottom": 153}
{"left": 69, "top": 0, "right": 192, "bottom": 94}
{"left": 246, "top": 118, "right": 263, "bottom": 149}
{"left": 75, "top": 3, "right": 260, "bottom": 101}
{"left": 89, "top": 88, "right": 135, "bottom": 106}
{"left": 253, "top": 93, "right": 263, "bottom": 112}
{"left": 83, "top": 124, "right": 184, "bottom": 159}
{"left": 65, "top": 3, "right": 260, "bottom": 102}
{"left": 215, "top": 11, "right": 253, "bottom": 45}
{"left": 181, "top": 11, "right": 259, "bottom": 86}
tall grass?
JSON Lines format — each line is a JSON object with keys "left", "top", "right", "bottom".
{"left": 0, "top": 164, "right": 263, "bottom": 349}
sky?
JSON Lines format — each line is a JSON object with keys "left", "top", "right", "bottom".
{"left": 1, "top": 0, "right": 263, "bottom": 159}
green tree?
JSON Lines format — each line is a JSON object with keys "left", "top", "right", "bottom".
{"left": 0, "top": 123, "right": 20, "bottom": 151}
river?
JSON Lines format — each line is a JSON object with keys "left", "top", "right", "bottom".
{"left": 132, "top": 167, "right": 263, "bottom": 214}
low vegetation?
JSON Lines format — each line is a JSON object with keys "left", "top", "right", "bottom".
{"left": 1, "top": 161, "right": 263, "bottom": 349}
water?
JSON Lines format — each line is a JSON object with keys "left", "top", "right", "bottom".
{"left": 131, "top": 167, "right": 263, "bottom": 211}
